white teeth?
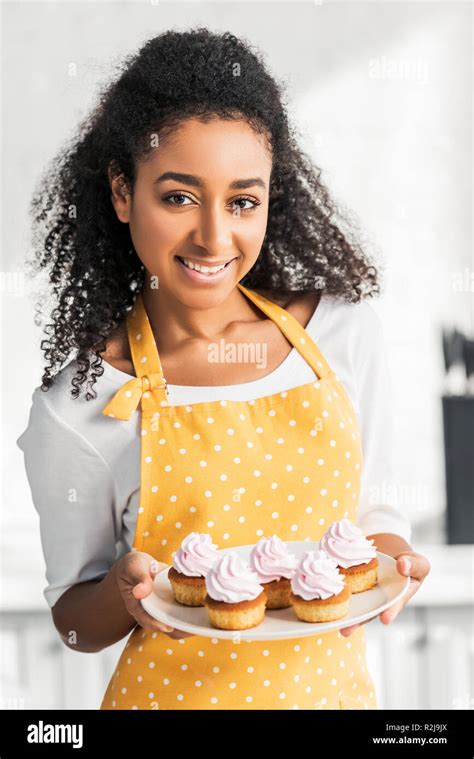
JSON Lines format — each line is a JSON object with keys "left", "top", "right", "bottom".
{"left": 180, "top": 257, "right": 230, "bottom": 274}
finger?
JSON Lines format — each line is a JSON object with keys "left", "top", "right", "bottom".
{"left": 340, "top": 614, "right": 378, "bottom": 636}
{"left": 380, "top": 594, "right": 412, "bottom": 625}
{"left": 132, "top": 578, "right": 155, "bottom": 600}
{"left": 396, "top": 553, "right": 431, "bottom": 582}
{"left": 122, "top": 587, "right": 175, "bottom": 633}
{"left": 118, "top": 555, "right": 155, "bottom": 599}
{"left": 379, "top": 569, "right": 423, "bottom": 625}
{"left": 130, "top": 560, "right": 166, "bottom": 600}
{"left": 378, "top": 554, "right": 427, "bottom": 625}
{"left": 166, "top": 629, "right": 195, "bottom": 639}
{"left": 396, "top": 555, "right": 412, "bottom": 576}
{"left": 382, "top": 564, "right": 422, "bottom": 624}
{"left": 340, "top": 624, "right": 359, "bottom": 637}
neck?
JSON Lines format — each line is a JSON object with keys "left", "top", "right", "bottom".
{"left": 141, "top": 273, "right": 263, "bottom": 353}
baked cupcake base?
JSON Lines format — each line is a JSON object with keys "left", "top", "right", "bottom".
{"left": 205, "top": 590, "right": 266, "bottom": 630}
{"left": 261, "top": 577, "right": 292, "bottom": 609}
{"left": 338, "top": 556, "right": 379, "bottom": 593}
{"left": 290, "top": 584, "right": 351, "bottom": 622}
{"left": 168, "top": 566, "right": 207, "bottom": 606}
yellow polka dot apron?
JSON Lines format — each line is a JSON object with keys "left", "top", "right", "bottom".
{"left": 100, "top": 283, "right": 377, "bottom": 710}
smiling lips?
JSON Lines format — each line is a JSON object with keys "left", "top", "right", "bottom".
{"left": 175, "top": 255, "right": 238, "bottom": 284}
{"left": 176, "top": 256, "right": 236, "bottom": 274}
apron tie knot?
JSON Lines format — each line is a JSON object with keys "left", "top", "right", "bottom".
{"left": 102, "top": 372, "right": 168, "bottom": 421}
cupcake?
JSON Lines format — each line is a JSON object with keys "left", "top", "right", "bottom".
{"left": 168, "top": 532, "right": 219, "bottom": 606}
{"left": 319, "top": 518, "right": 378, "bottom": 593}
{"left": 290, "top": 549, "right": 351, "bottom": 622}
{"left": 249, "top": 535, "right": 299, "bottom": 609}
{"left": 204, "top": 552, "right": 266, "bottom": 630}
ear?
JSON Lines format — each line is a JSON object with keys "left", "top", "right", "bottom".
{"left": 108, "top": 162, "right": 131, "bottom": 223}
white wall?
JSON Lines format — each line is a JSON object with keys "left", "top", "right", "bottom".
{"left": 291, "top": 2, "right": 473, "bottom": 526}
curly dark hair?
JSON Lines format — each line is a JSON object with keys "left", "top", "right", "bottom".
{"left": 28, "top": 26, "right": 380, "bottom": 401}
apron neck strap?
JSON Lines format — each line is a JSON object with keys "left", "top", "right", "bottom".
{"left": 126, "top": 293, "right": 166, "bottom": 379}
{"left": 125, "top": 283, "right": 332, "bottom": 391}
{"left": 236, "top": 283, "right": 332, "bottom": 380}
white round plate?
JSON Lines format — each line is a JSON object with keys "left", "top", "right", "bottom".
{"left": 140, "top": 543, "right": 410, "bottom": 641}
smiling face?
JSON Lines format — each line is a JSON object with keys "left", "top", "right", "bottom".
{"left": 110, "top": 116, "right": 273, "bottom": 309}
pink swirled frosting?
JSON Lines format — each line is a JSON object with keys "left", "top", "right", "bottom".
{"left": 249, "top": 535, "right": 299, "bottom": 583}
{"left": 172, "top": 532, "right": 219, "bottom": 577}
{"left": 319, "top": 518, "right": 377, "bottom": 569}
{"left": 290, "top": 549, "right": 345, "bottom": 601}
{"left": 205, "top": 552, "right": 264, "bottom": 603}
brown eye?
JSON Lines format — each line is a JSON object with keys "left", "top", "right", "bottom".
{"left": 231, "top": 196, "right": 261, "bottom": 213}
{"left": 163, "top": 194, "right": 194, "bottom": 206}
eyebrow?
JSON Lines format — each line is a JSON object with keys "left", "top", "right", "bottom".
{"left": 153, "top": 171, "right": 266, "bottom": 190}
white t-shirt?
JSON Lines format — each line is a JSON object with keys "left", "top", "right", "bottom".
{"left": 16, "top": 294, "right": 412, "bottom": 609}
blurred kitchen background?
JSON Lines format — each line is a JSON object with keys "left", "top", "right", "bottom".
{"left": 1, "top": 1, "right": 473, "bottom": 710}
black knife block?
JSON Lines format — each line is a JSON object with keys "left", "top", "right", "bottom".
{"left": 442, "top": 395, "right": 474, "bottom": 544}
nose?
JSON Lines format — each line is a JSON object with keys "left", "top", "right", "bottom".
{"left": 191, "top": 201, "right": 234, "bottom": 257}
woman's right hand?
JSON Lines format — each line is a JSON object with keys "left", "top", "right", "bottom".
{"left": 115, "top": 551, "right": 195, "bottom": 639}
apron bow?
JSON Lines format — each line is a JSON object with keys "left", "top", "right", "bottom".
{"left": 102, "top": 372, "right": 168, "bottom": 421}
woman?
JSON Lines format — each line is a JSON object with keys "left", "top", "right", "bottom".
{"left": 17, "top": 28, "right": 430, "bottom": 710}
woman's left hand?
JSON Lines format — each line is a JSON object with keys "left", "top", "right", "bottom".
{"left": 340, "top": 551, "right": 431, "bottom": 637}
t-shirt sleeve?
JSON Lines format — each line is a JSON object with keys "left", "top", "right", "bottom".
{"left": 16, "top": 389, "right": 119, "bottom": 609}
{"left": 350, "top": 302, "right": 412, "bottom": 544}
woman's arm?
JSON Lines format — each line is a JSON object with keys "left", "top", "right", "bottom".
{"left": 51, "top": 563, "right": 136, "bottom": 653}
{"left": 16, "top": 389, "right": 122, "bottom": 610}
{"left": 17, "top": 389, "right": 183, "bottom": 650}
{"left": 51, "top": 552, "right": 191, "bottom": 653}
{"left": 349, "top": 301, "right": 412, "bottom": 544}
{"left": 338, "top": 303, "right": 431, "bottom": 634}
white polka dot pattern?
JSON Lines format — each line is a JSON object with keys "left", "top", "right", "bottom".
{"left": 100, "top": 285, "right": 378, "bottom": 711}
